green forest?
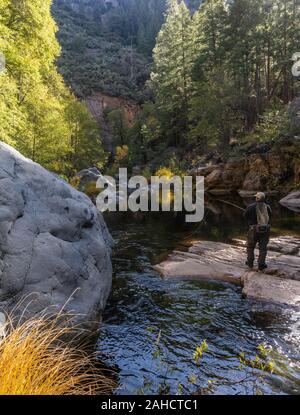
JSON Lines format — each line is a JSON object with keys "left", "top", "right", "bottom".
{"left": 0, "top": 0, "right": 106, "bottom": 177}
{"left": 113, "top": 0, "right": 300, "bottom": 175}
{"left": 1, "top": 0, "right": 300, "bottom": 179}
{"left": 52, "top": 0, "right": 166, "bottom": 100}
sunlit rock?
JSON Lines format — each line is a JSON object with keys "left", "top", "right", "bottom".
{"left": 155, "top": 237, "right": 300, "bottom": 308}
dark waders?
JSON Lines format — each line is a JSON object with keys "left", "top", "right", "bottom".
{"left": 246, "top": 225, "right": 270, "bottom": 269}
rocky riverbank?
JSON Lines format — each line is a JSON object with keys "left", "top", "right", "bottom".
{"left": 154, "top": 236, "right": 300, "bottom": 309}
{"left": 191, "top": 138, "right": 300, "bottom": 197}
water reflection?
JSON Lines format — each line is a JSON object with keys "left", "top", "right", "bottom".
{"left": 98, "top": 200, "right": 300, "bottom": 395}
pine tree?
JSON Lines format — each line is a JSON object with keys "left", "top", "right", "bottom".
{"left": 225, "top": 0, "right": 266, "bottom": 129}
{"left": 192, "top": 0, "right": 227, "bottom": 70}
{"left": 270, "top": 0, "right": 300, "bottom": 103}
{"left": 150, "top": 0, "right": 196, "bottom": 145}
{"left": 190, "top": 0, "right": 238, "bottom": 148}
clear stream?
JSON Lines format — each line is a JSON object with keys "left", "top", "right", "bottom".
{"left": 97, "top": 198, "right": 300, "bottom": 395}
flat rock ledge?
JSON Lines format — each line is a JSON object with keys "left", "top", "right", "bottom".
{"left": 154, "top": 237, "right": 300, "bottom": 309}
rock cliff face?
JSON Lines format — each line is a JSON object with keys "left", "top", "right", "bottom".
{"left": 85, "top": 92, "right": 139, "bottom": 126}
{"left": 0, "top": 142, "right": 113, "bottom": 328}
{"left": 85, "top": 92, "right": 139, "bottom": 151}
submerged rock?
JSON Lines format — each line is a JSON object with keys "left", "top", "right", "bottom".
{"left": 154, "top": 237, "right": 300, "bottom": 308}
{"left": 0, "top": 142, "right": 113, "bottom": 328}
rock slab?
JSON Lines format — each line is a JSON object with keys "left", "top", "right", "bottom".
{"left": 155, "top": 237, "right": 300, "bottom": 308}
{"left": 242, "top": 272, "right": 300, "bottom": 308}
{"left": 0, "top": 142, "right": 113, "bottom": 327}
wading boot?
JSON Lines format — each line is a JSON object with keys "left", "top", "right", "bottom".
{"left": 245, "top": 261, "right": 254, "bottom": 269}
{"left": 258, "top": 264, "right": 268, "bottom": 272}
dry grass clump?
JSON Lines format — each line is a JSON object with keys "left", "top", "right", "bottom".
{"left": 0, "top": 314, "right": 115, "bottom": 395}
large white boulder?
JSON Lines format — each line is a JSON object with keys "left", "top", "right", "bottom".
{"left": 0, "top": 142, "right": 113, "bottom": 328}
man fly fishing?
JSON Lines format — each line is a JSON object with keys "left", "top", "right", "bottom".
{"left": 244, "top": 192, "right": 272, "bottom": 271}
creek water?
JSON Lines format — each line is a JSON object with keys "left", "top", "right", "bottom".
{"left": 97, "top": 198, "right": 300, "bottom": 395}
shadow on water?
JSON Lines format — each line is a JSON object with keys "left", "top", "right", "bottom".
{"left": 97, "top": 196, "right": 300, "bottom": 395}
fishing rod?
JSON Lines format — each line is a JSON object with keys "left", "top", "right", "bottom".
{"left": 214, "top": 198, "right": 246, "bottom": 212}
{"left": 181, "top": 198, "right": 246, "bottom": 240}
{"left": 183, "top": 198, "right": 246, "bottom": 240}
